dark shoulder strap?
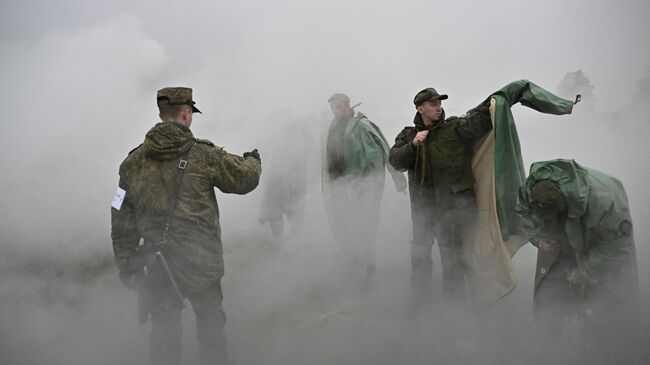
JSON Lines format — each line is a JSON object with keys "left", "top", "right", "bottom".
{"left": 160, "top": 143, "right": 194, "bottom": 245}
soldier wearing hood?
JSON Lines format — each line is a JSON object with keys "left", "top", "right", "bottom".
{"left": 111, "top": 87, "right": 261, "bottom": 365}
{"left": 389, "top": 88, "right": 492, "bottom": 302}
{"left": 517, "top": 159, "right": 640, "bottom": 363}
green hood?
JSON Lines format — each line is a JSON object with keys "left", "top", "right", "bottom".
{"left": 143, "top": 122, "right": 196, "bottom": 161}
{"left": 516, "top": 159, "right": 590, "bottom": 242}
{"left": 517, "top": 159, "right": 638, "bottom": 288}
{"left": 519, "top": 159, "right": 590, "bottom": 222}
{"left": 516, "top": 160, "right": 640, "bottom": 353}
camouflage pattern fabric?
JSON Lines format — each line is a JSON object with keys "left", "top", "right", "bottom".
{"left": 389, "top": 104, "right": 492, "bottom": 214}
{"left": 111, "top": 121, "right": 261, "bottom": 294}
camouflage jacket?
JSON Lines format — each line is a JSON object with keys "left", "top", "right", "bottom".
{"left": 111, "top": 121, "right": 261, "bottom": 293}
{"left": 388, "top": 105, "right": 491, "bottom": 214}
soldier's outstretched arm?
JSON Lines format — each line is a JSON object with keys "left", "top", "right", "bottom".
{"left": 388, "top": 128, "right": 417, "bottom": 172}
{"left": 208, "top": 147, "right": 262, "bottom": 194}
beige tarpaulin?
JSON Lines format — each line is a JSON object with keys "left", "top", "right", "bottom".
{"left": 462, "top": 98, "right": 527, "bottom": 306}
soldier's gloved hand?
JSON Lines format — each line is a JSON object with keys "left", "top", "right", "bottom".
{"left": 119, "top": 269, "right": 137, "bottom": 291}
{"left": 243, "top": 149, "right": 261, "bottom": 161}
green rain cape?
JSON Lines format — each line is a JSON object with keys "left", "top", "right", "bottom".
{"left": 461, "top": 80, "right": 578, "bottom": 305}
{"left": 517, "top": 159, "right": 638, "bottom": 292}
{"left": 321, "top": 111, "right": 406, "bottom": 190}
{"left": 517, "top": 159, "right": 640, "bottom": 358}
{"left": 321, "top": 110, "right": 407, "bottom": 256}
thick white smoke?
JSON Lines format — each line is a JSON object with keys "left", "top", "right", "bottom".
{"left": 1, "top": 1, "right": 649, "bottom": 364}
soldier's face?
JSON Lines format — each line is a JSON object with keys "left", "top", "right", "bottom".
{"left": 329, "top": 101, "right": 352, "bottom": 120}
{"left": 180, "top": 105, "right": 193, "bottom": 126}
{"left": 418, "top": 100, "right": 443, "bottom": 123}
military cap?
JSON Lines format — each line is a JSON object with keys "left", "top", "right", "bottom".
{"left": 157, "top": 87, "right": 202, "bottom": 114}
{"left": 413, "top": 87, "right": 448, "bottom": 106}
{"left": 530, "top": 179, "right": 568, "bottom": 218}
{"left": 328, "top": 93, "right": 351, "bottom": 105}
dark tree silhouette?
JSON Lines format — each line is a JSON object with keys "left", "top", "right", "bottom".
{"left": 558, "top": 69, "right": 595, "bottom": 112}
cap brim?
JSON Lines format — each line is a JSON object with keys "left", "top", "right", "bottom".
{"left": 192, "top": 105, "right": 202, "bottom": 114}
{"left": 415, "top": 94, "right": 449, "bottom": 106}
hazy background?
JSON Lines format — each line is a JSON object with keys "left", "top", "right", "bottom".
{"left": 1, "top": 0, "right": 648, "bottom": 364}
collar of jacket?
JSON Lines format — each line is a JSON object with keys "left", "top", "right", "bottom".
{"left": 162, "top": 120, "right": 192, "bottom": 133}
{"left": 332, "top": 109, "right": 360, "bottom": 124}
{"left": 413, "top": 109, "right": 447, "bottom": 131}
{"left": 143, "top": 121, "right": 196, "bottom": 161}
{"left": 330, "top": 111, "right": 366, "bottom": 134}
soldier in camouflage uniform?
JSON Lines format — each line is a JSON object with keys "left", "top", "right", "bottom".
{"left": 111, "top": 87, "right": 261, "bottom": 365}
{"left": 389, "top": 88, "right": 492, "bottom": 302}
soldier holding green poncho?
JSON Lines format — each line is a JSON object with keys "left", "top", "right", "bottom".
{"left": 389, "top": 87, "right": 492, "bottom": 303}
{"left": 322, "top": 93, "right": 407, "bottom": 279}
{"left": 517, "top": 159, "right": 640, "bottom": 362}
{"left": 390, "top": 80, "right": 581, "bottom": 307}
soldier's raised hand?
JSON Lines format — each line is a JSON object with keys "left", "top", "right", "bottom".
{"left": 412, "top": 130, "right": 429, "bottom": 146}
{"left": 243, "top": 149, "right": 261, "bottom": 161}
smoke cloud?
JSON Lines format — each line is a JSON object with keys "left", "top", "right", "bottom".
{"left": 1, "top": 1, "right": 648, "bottom": 364}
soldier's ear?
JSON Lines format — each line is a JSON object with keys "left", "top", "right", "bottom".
{"left": 416, "top": 105, "right": 423, "bottom": 113}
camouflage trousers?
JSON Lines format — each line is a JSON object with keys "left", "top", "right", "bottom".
{"left": 410, "top": 198, "right": 475, "bottom": 303}
{"left": 150, "top": 280, "right": 228, "bottom": 365}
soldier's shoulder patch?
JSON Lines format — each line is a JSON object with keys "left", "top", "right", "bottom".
{"left": 196, "top": 138, "right": 215, "bottom": 146}
{"left": 128, "top": 144, "right": 142, "bottom": 155}
{"left": 619, "top": 220, "right": 633, "bottom": 236}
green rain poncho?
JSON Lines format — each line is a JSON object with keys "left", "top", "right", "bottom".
{"left": 461, "top": 80, "right": 578, "bottom": 305}
{"left": 517, "top": 159, "right": 640, "bottom": 359}
{"left": 321, "top": 111, "right": 407, "bottom": 191}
